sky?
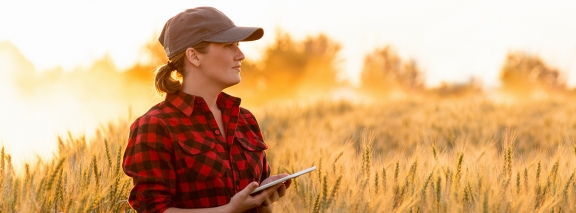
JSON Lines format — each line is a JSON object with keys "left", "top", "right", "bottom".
{"left": 2, "top": 0, "right": 576, "bottom": 165}
{"left": 1, "top": 0, "right": 576, "bottom": 87}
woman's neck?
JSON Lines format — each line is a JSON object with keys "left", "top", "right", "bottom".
{"left": 182, "top": 82, "right": 221, "bottom": 109}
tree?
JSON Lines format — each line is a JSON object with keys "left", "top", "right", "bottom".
{"left": 122, "top": 34, "right": 167, "bottom": 85}
{"left": 360, "top": 46, "right": 423, "bottom": 98}
{"left": 500, "top": 52, "right": 566, "bottom": 96}
{"left": 226, "top": 31, "right": 343, "bottom": 104}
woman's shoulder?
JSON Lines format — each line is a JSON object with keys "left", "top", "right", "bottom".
{"left": 141, "top": 100, "right": 185, "bottom": 118}
{"left": 239, "top": 107, "right": 257, "bottom": 119}
{"left": 240, "top": 107, "right": 254, "bottom": 117}
{"left": 130, "top": 102, "right": 175, "bottom": 126}
{"left": 238, "top": 107, "right": 263, "bottom": 130}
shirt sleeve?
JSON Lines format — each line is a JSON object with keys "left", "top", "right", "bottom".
{"left": 261, "top": 151, "right": 271, "bottom": 182}
{"left": 122, "top": 115, "right": 176, "bottom": 213}
{"left": 251, "top": 112, "right": 271, "bottom": 182}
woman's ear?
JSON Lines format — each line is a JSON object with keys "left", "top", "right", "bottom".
{"left": 185, "top": 48, "right": 201, "bottom": 67}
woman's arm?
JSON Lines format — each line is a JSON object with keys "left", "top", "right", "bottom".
{"left": 123, "top": 115, "right": 178, "bottom": 213}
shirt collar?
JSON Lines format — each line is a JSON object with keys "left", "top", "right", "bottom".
{"left": 165, "top": 90, "right": 241, "bottom": 117}
{"left": 216, "top": 92, "right": 242, "bottom": 109}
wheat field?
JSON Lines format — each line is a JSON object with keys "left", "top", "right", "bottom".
{"left": 1, "top": 96, "right": 575, "bottom": 212}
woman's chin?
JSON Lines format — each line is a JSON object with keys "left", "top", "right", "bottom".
{"left": 224, "top": 79, "right": 241, "bottom": 89}
{"left": 232, "top": 76, "right": 242, "bottom": 85}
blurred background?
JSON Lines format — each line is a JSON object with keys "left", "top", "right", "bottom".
{"left": 1, "top": 0, "right": 576, "bottom": 165}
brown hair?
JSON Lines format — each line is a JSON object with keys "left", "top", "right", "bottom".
{"left": 154, "top": 42, "right": 210, "bottom": 95}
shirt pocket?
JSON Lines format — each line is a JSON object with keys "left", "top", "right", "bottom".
{"left": 176, "top": 139, "right": 226, "bottom": 182}
{"left": 236, "top": 136, "right": 268, "bottom": 152}
{"left": 235, "top": 136, "right": 268, "bottom": 180}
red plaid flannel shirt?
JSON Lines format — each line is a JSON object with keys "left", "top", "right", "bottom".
{"left": 123, "top": 91, "right": 270, "bottom": 213}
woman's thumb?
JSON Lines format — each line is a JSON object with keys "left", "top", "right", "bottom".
{"left": 243, "top": 182, "right": 259, "bottom": 194}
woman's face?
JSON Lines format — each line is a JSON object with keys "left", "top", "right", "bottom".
{"left": 198, "top": 42, "right": 245, "bottom": 89}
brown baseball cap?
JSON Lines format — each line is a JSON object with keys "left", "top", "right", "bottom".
{"left": 159, "top": 7, "right": 264, "bottom": 59}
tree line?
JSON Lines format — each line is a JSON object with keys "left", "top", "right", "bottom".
{"left": 13, "top": 30, "right": 573, "bottom": 108}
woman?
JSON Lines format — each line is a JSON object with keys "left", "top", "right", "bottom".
{"left": 123, "top": 7, "right": 291, "bottom": 213}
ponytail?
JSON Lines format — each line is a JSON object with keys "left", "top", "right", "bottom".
{"left": 153, "top": 41, "right": 211, "bottom": 95}
{"left": 154, "top": 52, "right": 186, "bottom": 95}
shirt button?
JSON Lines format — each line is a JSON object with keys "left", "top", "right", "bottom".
{"left": 215, "top": 130, "right": 220, "bottom": 135}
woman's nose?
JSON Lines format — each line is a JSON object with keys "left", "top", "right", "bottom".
{"left": 235, "top": 47, "right": 245, "bottom": 61}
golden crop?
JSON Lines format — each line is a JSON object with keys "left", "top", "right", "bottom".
{"left": 1, "top": 97, "right": 575, "bottom": 212}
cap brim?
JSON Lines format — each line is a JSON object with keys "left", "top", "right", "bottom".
{"left": 204, "top": 27, "right": 264, "bottom": 43}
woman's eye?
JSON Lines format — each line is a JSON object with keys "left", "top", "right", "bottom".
{"left": 225, "top": 43, "right": 239, "bottom": 48}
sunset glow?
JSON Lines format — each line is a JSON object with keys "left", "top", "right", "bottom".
{"left": 2, "top": 0, "right": 576, "bottom": 166}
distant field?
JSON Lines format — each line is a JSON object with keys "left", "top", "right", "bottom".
{"left": 1, "top": 97, "right": 575, "bottom": 212}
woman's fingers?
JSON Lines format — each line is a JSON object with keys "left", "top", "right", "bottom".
{"left": 230, "top": 177, "right": 292, "bottom": 211}
{"left": 253, "top": 182, "right": 283, "bottom": 198}
{"left": 228, "top": 182, "right": 262, "bottom": 212}
{"left": 239, "top": 182, "right": 260, "bottom": 196}
{"left": 277, "top": 184, "right": 287, "bottom": 197}
{"left": 254, "top": 183, "right": 283, "bottom": 206}
{"left": 236, "top": 174, "right": 293, "bottom": 208}
{"left": 261, "top": 190, "right": 280, "bottom": 206}
{"left": 284, "top": 179, "right": 293, "bottom": 189}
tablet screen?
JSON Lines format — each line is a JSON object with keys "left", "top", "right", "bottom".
{"left": 250, "top": 166, "right": 316, "bottom": 195}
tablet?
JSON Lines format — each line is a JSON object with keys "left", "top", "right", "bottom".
{"left": 250, "top": 166, "right": 316, "bottom": 195}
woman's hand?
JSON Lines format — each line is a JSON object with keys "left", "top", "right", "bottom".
{"left": 165, "top": 175, "right": 293, "bottom": 213}
{"left": 226, "top": 176, "right": 289, "bottom": 213}
{"left": 255, "top": 174, "right": 293, "bottom": 213}
{"left": 259, "top": 174, "right": 292, "bottom": 206}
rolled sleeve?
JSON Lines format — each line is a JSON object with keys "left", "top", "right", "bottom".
{"left": 123, "top": 115, "right": 176, "bottom": 213}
